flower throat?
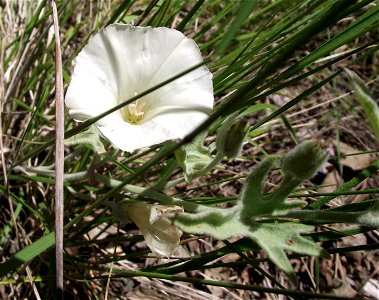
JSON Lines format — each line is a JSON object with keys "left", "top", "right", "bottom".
{"left": 122, "top": 99, "right": 146, "bottom": 124}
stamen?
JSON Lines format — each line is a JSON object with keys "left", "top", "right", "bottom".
{"left": 122, "top": 99, "right": 146, "bottom": 124}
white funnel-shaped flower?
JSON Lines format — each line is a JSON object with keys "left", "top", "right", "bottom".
{"left": 65, "top": 24, "right": 213, "bottom": 152}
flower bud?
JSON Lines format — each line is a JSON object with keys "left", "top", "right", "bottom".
{"left": 282, "top": 140, "right": 328, "bottom": 181}
{"left": 216, "top": 117, "right": 248, "bottom": 159}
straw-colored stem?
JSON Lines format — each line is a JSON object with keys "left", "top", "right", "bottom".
{"left": 52, "top": 0, "right": 64, "bottom": 297}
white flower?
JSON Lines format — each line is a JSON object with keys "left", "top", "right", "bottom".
{"left": 65, "top": 24, "right": 213, "bottom": 152}
{"left": 126, "top": 202, "right": 183, "bottom": 257}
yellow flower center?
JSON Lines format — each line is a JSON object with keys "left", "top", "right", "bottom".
{"left": 122, "top": 99, "right": 146, "bottom": 124}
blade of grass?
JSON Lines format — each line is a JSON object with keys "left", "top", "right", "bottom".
{"left": 100, "top": 270, "right": 365, "bottom": 300}
{"left": 249, "top": 70, "right": 342, "bottom": 131}
{"left": 216, "top": 0, "right": 258, "bottom": 54}
{"left": 105, "top": 0, "right": 133, "bottom": 26}
{"left": 176, "top": 0, "right": 205, "bottom": 31}
{"left": 135, "top": 0, "right": 159, "bottom": 26}
{"left": 0, "top": 232, "right": 55, "bottom": 277}
{"left": 309, "top": 159, "right": 379, "bottom": 209}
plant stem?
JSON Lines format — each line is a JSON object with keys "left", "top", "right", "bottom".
{"left": 52, "top": 0, "right": 64, "bottom": 297}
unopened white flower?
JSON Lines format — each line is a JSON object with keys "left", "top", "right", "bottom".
{"left": 126, "top": 202, "right": 183, "bottom": 257}
{"left": 65, "top": 24, "right": 213, "bottom": 152}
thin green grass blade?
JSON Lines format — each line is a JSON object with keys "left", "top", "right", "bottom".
{"left": 249, "top": 70, "right": 342, "bottom": 131}
{"left": 0, "top": 232, "right": 55, "bottom": 277}
{"left": 0, "top": 185, "right": 45, "bottom": 221}
{"left": 4, "top": 0, "right": 48, "bottom": 51}
{"left": 212, "top": 1, "right": 357, "bottom": 118}
{"left": 106, "top": 0, "right": 133, "bottom": 26}
{"left": 135, "top": 0, "right": 159, "bottom": 26}
{"left": 104, "top": 270, "right": 364, "bottom": 300}
{"left": 277, "top": 3, "right": 379, "bottom": 81}
{"left": 147, "top": 0, "right": 172, "bottom": 27}
{"left": 0, "top": 202, "right": 23, "bottom": 245}
{"left": 193, "top": 2, "right": 234, "bottom": 40}
{"left": 176, "top": 0, "right": 205, "bottom": 31}
{"left": 216, "top": 0, "right": 258, "bottom": 54}
{"left": 309, "top": 159, "right": 379, "bottom": 209}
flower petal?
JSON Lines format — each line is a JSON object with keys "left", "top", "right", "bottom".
{"left": 145, "top": 73, "right": 213, "bottom": 118}
{"left": 98, "top": 120, "right": 172, "bottom": 153}
{"left": 127, "top": 202, "right": 183, "bottom": 257}
{"left": 98, "top": 110, "right": 209, "bottom": 153}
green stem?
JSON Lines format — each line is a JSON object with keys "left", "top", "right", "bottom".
{"left": 194, "top": 151, "right": 224, "bottom": 178}
{"left": 94, "top": 174, "right": 200, "bottom": 212}
{"left": 275, "top": 210, "right": 378, "bottom": 227}
{"left": 14, "top": 166, "right": 87, "bottom": 181}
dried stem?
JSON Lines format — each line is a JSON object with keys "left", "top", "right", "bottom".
{"left": 52, "top": 0, "right": 64, "bottom": 297}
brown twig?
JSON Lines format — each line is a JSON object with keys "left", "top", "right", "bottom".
{"left": 52, "top": 0, "right": 64, "bottom": 297}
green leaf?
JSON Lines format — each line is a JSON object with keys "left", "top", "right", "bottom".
{"left": 251, "top": 222, "right": 326, "bottom": 283}
{"left": 64, "top": 125, "right": 105, "bottom": 154}
{"left": 172, "top": 141, "right": 330, "bottom": 279}
{"left": 175, "top": 131, "right": 213, "bottom": 183}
